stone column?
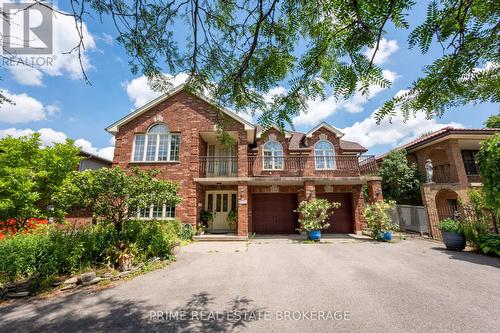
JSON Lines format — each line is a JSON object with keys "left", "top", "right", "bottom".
{"left": 421, "top": 185, "right": 439, "bottom": 238}
{"left": 447, "top": 139, "right": 468, "bottom": 184}
{"left": 304, "top": 181, "right": 316, "bottom": 201}
{"left": 352, "top": 185, "right": 366, "bottom": 233}
{"left": 238, "top": 131, "right": 248, "bottom": 177}
{"left": 237, "top": 182, "right": 249, "bottom": 236}
{"left": 367, "top": 180, "right": 383, "bottom": 203}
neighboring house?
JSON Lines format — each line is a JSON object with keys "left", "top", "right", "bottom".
{"left": 376, "top": 127, "right": 499, "bottom": 238}
{"left": 79, "top": 150, "right": 112, "bottom": 170}
{"left": 65, "top": 151, "right": 112, "bottom": 226}
{"left": 106, "top": 84, "right": 382, "bottom": 236}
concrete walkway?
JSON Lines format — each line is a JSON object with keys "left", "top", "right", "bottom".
{"left": 0, "top": 239, "right": 499, "bottom": 332}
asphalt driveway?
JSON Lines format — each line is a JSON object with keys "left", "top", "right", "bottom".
{"left": 1, "top": 238, "right": 499, "bottom": 332}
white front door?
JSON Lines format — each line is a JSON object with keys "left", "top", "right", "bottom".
{"left": 205, "top": 191, "right": 237, "bottom": 231}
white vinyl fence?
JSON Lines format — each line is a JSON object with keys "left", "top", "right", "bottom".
{"left": 390, "top": 204, "right": 429, "bottom": 235}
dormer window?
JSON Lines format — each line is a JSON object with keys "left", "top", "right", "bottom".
{"left": 132, "top": 123, "right": 180, "bottom": 162}
{"left": 315, "top": 140, "right": 335, "bottom": 170}
{"left": 263, "top": 140, "right": 283, "bottom": 170}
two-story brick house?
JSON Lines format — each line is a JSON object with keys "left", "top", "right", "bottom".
{"left": 376, "top": 127, "right": 499, "bottom": 238}
{"left": 106, "top": 84, "right": 382, "bottom": 236}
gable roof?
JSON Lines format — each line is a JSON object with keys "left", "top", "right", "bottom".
{"left": 305, "top": 122, "right": 344, "bottom": 138}
{"left": 339, "top": 139, "right": 368, "bottom": 152}
{"left": 375, "top": 127, "right": 500, "bottom": 162}
{"left": 105, "top": 83, "right": 255, "bottom": 135}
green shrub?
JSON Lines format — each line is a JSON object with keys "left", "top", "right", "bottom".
{"left": 477, "top": 233, "right": 500, "bottom": 257}
{"left": 295, "top": 199, "right": 339, "bottom": 232}
{"left": 461, "top": 218, "right": 489, "bottom": 249}
{"left": 363, "top": 200, "right": 398, "bottom": 240}
{"left": 438, "top": 218, "right": 462, "bottom": 233}
{"left": 121, "top": 219, "right": 177, "bottom": 262}
{"left": 0, "top": 219, "right": 187, "bottom": 282}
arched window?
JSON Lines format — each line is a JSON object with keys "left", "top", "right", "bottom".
{"left": 263, "top": 140, "right": 283, "bottom": 170}
{"left": 314, "top": 140, "right": 335, "bottom": 170}
{"left": 132, "top": 123, "right": 180, "bottom": 162}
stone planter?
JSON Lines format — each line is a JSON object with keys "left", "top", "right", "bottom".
{"left": 441, "top": 231, "right": 466, "bottom": 251}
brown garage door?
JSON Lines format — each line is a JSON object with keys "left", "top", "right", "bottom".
{"left": 252, "top": 194, "right": 298, "bottom": 234}
{"left": 317, "top": 193, "right": 353, "bottom": 233}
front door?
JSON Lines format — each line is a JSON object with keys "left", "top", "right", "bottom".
{"left": 205, "top": 191, "right": 237, "bottom": 232}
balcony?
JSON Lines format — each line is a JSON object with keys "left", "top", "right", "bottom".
{"left": 198, "top": 155, "right": 377, "bottom": 178}
{"left": 199, "top": 156, "right": 238, "bottom": 177}
{"left": 432, "top": 164, "right": 451, "bottom": 183}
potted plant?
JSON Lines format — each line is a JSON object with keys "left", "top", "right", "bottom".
{"left": 199, "top": 209, "right": 213, "bottom": 229}
{"left": 295, "top": 199, "right": 339, "bottom": 241}
{"left": 438, "top": 218, "right": 466, "bottom": 251}
{"left": 227, "top": 209, "right": 238, "bottom": 231}
{"left": 196, "top": 223, "right": 207, "bottom": 235}
{"left": 363, "top": 200, "right": 398, "bottom": 241}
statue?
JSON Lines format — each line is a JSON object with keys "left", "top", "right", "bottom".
{"left": 425, "top": 159, "right": 434, "bottom": 183}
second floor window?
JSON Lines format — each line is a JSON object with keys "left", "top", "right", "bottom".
{"left": 461, "top": 150, "right": 479, "bottom": 175}
{"left": 315, "top": 140, "right": 335, "bottom": 170}
{"left": 132, "top": 123, "right": 180, "bottom": 162}
{"left": 263, "top": 140, "right": 283, "bottom": 170}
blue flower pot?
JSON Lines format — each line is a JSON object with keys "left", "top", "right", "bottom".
{"left": 308, "top": 230, "right": 321, "bottom": 241}
{"left": 383, "top": 231, "right": 393, "bottom": 241}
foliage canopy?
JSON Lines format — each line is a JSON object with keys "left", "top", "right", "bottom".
{"left": 2, "top": 1, "right": 498, "bottom": 128}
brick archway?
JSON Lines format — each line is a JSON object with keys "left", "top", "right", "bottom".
{"left": 435, "top": 189, "right": 459, "bottom": 221}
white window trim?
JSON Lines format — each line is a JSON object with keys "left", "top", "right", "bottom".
{"left": 262, "top": 140, "right": 284, "bottom": 170}
{"left": 133, "top": 204, "right": 176, "bottom": 220}
{"left": 314, "top": 140, "right": 336, "bottom": 170}
{"left": 131, "top": 130, "right": 180, "bottom": 163}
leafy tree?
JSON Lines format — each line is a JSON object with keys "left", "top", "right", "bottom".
{"left": 54, "top": 167, "right": 181, "bottom": 231}
{"left": 379, "top": 149, "right": 421, "bottom": 205}
{"left": 484, "top": 113, "right": 500, "bottom": 128}
{"left": 476, "top": 133, "right": 500, "bottom": 218}
{"left": 0, "top": 134, "right": 81, "bottom": 229}
{"left": 1, "top": 1, "right": 497, "bottom": 127}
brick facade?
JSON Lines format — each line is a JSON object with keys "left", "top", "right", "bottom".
{"left": 110, "top": 88, "right": 381, "bottom": 235}
{"left": 113, "top": 90, "right": 246, "bottom": 226}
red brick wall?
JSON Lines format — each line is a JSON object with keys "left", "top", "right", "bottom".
{"left": 112, "top": 90, "right": 247, "bottom": 226}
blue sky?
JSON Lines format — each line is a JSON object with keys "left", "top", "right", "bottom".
{"left": 0, "top": 1, "right": 497, "bottom": 159}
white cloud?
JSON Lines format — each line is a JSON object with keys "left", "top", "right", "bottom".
{"left": 293, "top": 95, "right": 340, "bottom": 126}
{"left": 339, "top": 70, "right": 398, "bottom": 113}
{"left": 292, "top": 70, "right": 399, "bottom": 126}
{"left": 10, "top": 66, "right": 44, "bottom": 86}
{"left": 0, "top": 89, "right": 60, "bottom": 123}
{"left": 341, "top": 92, "right": 464, "bottom": 149}
{"left": 123, "top": 73, "right": 190, "bottom": 108}
{"left": 364, "top": 39, "right": 399, "bottom": 65}
{"left": 0, "top": 127, "right": 114, "bottom": 160}
{"left": 99, "top": 33, "right": 114, "bottom": 45}
{"left": 6, "top": 3, "right": 96, "bottom": 86}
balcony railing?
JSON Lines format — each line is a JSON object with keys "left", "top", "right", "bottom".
{"left": 432, "top": 164, "right": 451, "bottom": 183}
{"left": 199, "top": 156, "right": 238, "bottom": 177}
{"left": 198, "top": 155, "right": 377, "bottom": 178}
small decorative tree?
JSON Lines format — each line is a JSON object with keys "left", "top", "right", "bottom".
{"left": 295, "top": 199, "right": 340, "bottom": 233}
{"left": 363, "top": 200, "right": 398, "bottom": 240}
{"left": 54, "top": 167, "right": 181, "bottom": 232}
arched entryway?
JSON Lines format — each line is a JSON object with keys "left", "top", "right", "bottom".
{"left": 435, "top": 189, "right": 459, "bottom": 221}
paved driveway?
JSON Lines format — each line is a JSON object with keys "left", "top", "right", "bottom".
{"left": 1, "top": 238, "right": 499, "bottom": 332}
